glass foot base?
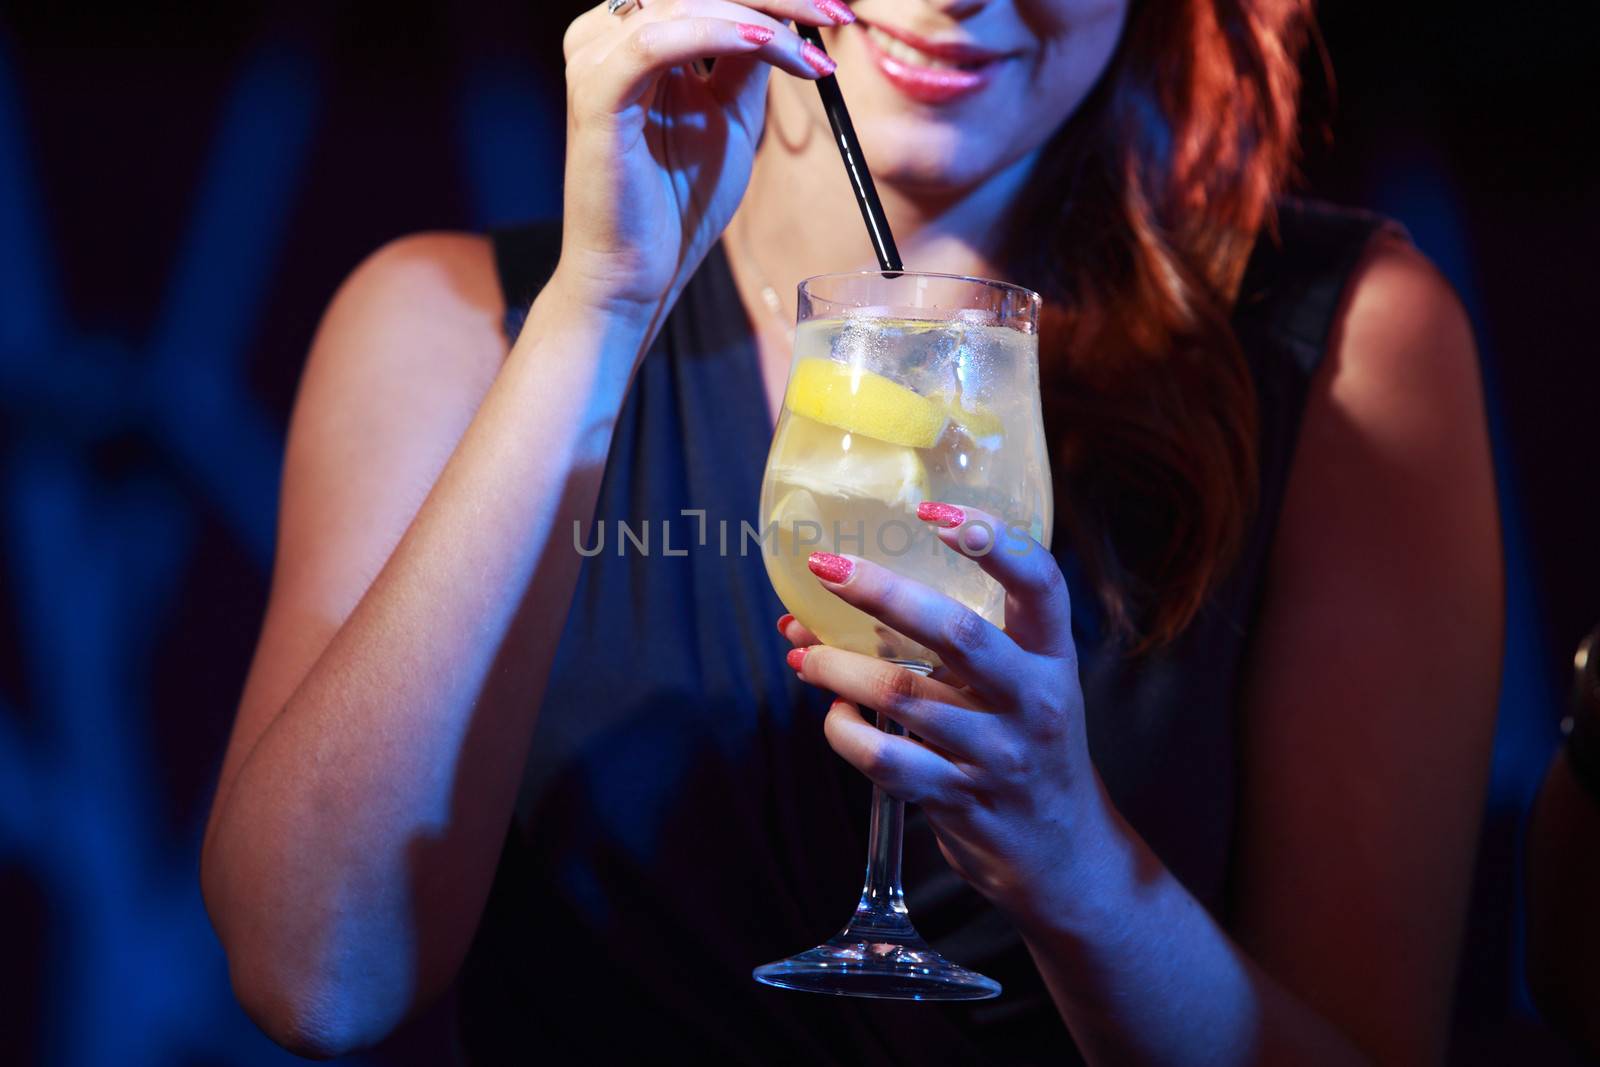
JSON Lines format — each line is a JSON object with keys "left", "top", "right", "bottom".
{"left": 754, "top": 923, "right": 1002, "bottom": 1001}
{"left": 760, "top": 682, "right": 1000, "bottom": 1002}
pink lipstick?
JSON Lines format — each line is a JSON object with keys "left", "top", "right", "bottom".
{"left": 858, "top": 21, "right": 1008, "bottom": 105}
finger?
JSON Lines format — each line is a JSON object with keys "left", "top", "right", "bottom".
{"left": 584, "top": 17, "right": 832, "bottom": 114}
{"left": 777, "top": 613, "right": 821, "bottom": 647}
{"left": 803, "top": 551, "right": 1028, "bottom": 701}
{"left": 564, "top": 4, "right": 619, "bottom": 60}
{"left": 696, "top": 0, "right": 856, "bottom": 29}
{"left": 790, "top": 644, "right": 995, "bottom": 762}
{"left": 570, "top": 0, "right": 851, "bottom": 61}
{"left": 777, "top": 612, "right": 965, "bottom": 686}
{"left": 823, "top": 699, "right": 974, "bottom": 809}
{"left": 580, "top": 0, "right": 830, "bottom": 64}
{"left": 683, "top": 2, "right": 850, "bottom": 112}
{"left": 917, "top": 502, "right": 1074, "bottom": 658}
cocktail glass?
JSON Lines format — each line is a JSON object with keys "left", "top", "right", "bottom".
{"left": 753, "top": 270, "right": 1051, "bottom": 1000}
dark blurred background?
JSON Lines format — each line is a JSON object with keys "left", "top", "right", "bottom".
{"left": 0, "top": 2, "right": 1594, "bottom": 1064}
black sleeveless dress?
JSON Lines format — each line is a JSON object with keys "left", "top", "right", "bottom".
{"left": 453, "top": 200, "right": 1393, "bottom": 1064}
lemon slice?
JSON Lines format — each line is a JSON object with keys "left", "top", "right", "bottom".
{"left": 769, "top": 485, "right": 825, "bottom": 532}
{"left": 941, "top": 397, "right": 1005, "bottom": 442}
{"left": 768, "top": 414, "right": 929, "bottom": 509}
{"left": 784, "top": 358, "right": 947, "bottom": 449}
{"left": 800, "top": 439, "right": 929, "bottom": 509}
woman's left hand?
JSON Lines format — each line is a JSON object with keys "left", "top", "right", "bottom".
{"left": 780, "top": 503, "right": 1110, "bottom": 923}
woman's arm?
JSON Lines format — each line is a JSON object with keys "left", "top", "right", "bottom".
{"left": 1226, "top": 235, "right": 1502, "bottom": 1061}
{"left": 200, "top": 235, "right": 657, "bottom": 1058}
{"left": 1027, "top": 236, "right": 1502, "bottom": 1064}
{"left": 785, "top": 235, "right": 1501, "bottom": 1064}
{"left": 202, "top": 3, "right": 842, "bottom": 1055}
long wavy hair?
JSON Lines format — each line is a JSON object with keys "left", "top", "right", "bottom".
{"left": 1001, "top": 0, "right": 1315, "bottom": 650}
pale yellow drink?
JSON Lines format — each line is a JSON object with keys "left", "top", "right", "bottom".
{"left": 759, "top": 316, "right": 1052, "bottom": 668}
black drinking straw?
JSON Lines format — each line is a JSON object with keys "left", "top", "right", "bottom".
{"left": 795, "top": 24, "right": 904, "bottom": 273}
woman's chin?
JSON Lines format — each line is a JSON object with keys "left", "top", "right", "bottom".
{"left": 853, "top": 125, "right": 1008, "bottom": 196}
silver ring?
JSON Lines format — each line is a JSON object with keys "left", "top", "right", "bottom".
{"left": 607, "top": 0, "right": 639, "bottom": 15}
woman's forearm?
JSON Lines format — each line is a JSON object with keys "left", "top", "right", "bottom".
{"left": 1016, "top": 781, "right": 1370, "bottom": 1067}
{"left": 200, "top": 275, "right": 654, "bottom": 1055}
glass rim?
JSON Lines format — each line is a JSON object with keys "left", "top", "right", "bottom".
{"left": 796, "top": 269, "right": 1042, "bottom": 307}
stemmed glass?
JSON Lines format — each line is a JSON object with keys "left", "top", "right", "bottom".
{"left": 754, "top": 270, "right": 1051, "bottom": 1000}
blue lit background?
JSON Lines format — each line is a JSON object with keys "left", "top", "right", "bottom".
{"left": 1, "top": 3, "right": 1594, "bottom": 1064}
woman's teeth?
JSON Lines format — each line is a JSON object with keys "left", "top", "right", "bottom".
{"left": 864, "top": 25, "right": 981, "bottom": 72}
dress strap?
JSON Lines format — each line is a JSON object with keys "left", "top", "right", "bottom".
{"left": 1211, "top": 198, "right": 1407, "bottom": 646}
{"left": 1234, "top": 197, "right": 1406, "bottom": 374}
{"left": 490, "top": 219, "right": 563, "bottom": 343}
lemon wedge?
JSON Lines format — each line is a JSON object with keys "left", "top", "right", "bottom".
{"left": 768, "top": 485, "right": 825, "bottom": 534}
{"left": 768, "top": 414, "right": 930, "bottom": 509}
{"left": 941, "top": 397, "right": 1005, "bottom": 442}
{"left": 784, "top": 358, "right": 947, "bottom": 449}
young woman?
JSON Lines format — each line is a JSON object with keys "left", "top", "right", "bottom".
{"left": 200, "top": 1, "right": 1503, "bottom": 1062}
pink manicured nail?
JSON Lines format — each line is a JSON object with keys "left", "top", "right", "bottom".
{"left": 776, "top": 613, "right": 795, "bottom": 635}
{"left": 786, "top": 646, "right": 808, "bottom": 672}
{"left": 736, "top": 22, "right": 775, "bottom": 46}
{"left": 917, "top": 501, "right": 966, "bottom": 528}
{"left": 813, "top": 0, "right": 856, "bottom": 25}
{"left": 808, "top": 552, "right": 854, "bottom": 583}
{"left": 801, "top": 42, "right": 837, "bottom": 76}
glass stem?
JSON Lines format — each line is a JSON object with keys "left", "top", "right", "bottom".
{"left": 849, "top": 661, "right": 929, "bottom": 940}
{"left": 860, "top": 712, "right": 908, "bottom": 920}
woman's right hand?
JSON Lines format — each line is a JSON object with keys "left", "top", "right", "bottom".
{"left": 555, "top": 0, "right": 852, "bottom": 322}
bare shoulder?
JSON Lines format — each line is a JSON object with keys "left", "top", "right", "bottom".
{"left": 1320, "top": 231, "right": 1481, "bottom": 434}
{"left": 1276, "top": 228, "right": 1500, "bottom": 642}
{"left": 311, "top": 231, "right": 507, "bottom": 388}
{"left": 250, "top": 231, "right": 509, "bottom": 706}
{"left": 1296, "top": 228, "right": 1501, "bottom": 607}
{"left": 293, "top": 232, "right": 508, "bottom": 463}
{"left": 277, "top": 229, "right": 508, "bottom": 592}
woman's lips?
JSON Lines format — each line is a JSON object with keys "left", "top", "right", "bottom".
{"left": 858, "top": 23, "right": 1002, "bottom": 105}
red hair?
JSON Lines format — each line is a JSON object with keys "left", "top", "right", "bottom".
{"left": 1003, "top": 0, "right": 1315, "bottom": 649}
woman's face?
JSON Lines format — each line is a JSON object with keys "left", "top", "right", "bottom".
{"left": 812, "top": 0, "right": 1128, "bottom": 193}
